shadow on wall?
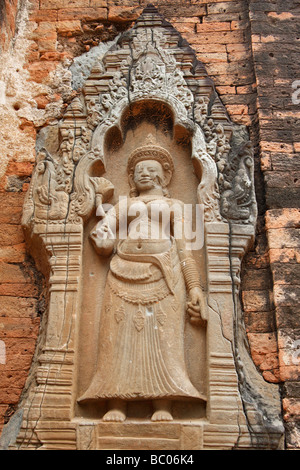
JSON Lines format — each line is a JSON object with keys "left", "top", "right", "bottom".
{"left": 0, "top": 2, "right": 5, "bottom": 25}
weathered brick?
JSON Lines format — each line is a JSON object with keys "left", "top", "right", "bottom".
{"left": 273, "top": 285, "right": 300, "bottom": 307}
{"left": 0, "top": 387, "right": 24, "bottom": 405}
{"left": 241, "top": 267, "right": 272, "bottom": 290}
{"left": 276, "top": 306, "right": 300, "bottom": 331}
{"left": 266, "top": 209, "right": 300, "bottom": 229}
{"left": 203, "top": 11, "right": 248, "bottom": 23}
{"left": 247, "top": 331, "right": 279, "bottom": 382}
{"left": 108, "top": 5, "right": 143, "bottom": 22}
{"left": 26, "top": 61, "right": 58, "bottom": 83}
{"left": 264, "top": 171, "right": 300, "bottom": 190}
{"left": 270, "top": 153, "right": 300, "bottom": 172}
{"left": 29, "top": 9, "right": 58, "bottom": 22}
{"left": 0, "top": 296, "right": 38, "bottom": 318}
{"left": 189, "top": 0, "right": 234, "bottom": 3}
{"left": 0, "top": 369, "right": 29, "bottom": 390}
{"left": 225, "top": 103, "right": 248, "bottom": 115}
{"left": 0, "top": 193, "right": 25, "bottom": 224}
{"left": 0, "top": 317, "right": 40, "bottom": 339}
{"left": 208, "top": 1, "right": 247, "bottom": 13}
{"left": 193, "top": 43, "right": 227, "bottom": 54}
{"left": 244, "top": 311, "right": 276, "bottom": 333}
{"left": 56, "top": 19, "right": 82, "bottom": 35}
{"left": 3, "top": 338, "right": 37, "bottom": 359}
{"left": 185, "top": 30, "right": 245, "bottom": 45}
{"left": 0, "top": 284, "right": 38, "bottom": 298}
{"left": 39, "top": 0, "right": 65, "bottom": 9}
{"left": 90, "top": 0, "right": 107, "bottom": 6}
{"left": 282, "top": 398, "right": 300, "bottom": 422}
{"left": 196, "top": 51, "right": 228, "bottom": 62}
{"left": 196, "top": 21, "right": 231, "bottom": 32}
{"left": 29, "top": 28, "right": 57, "bottom": 42}
{"left": 242, "top": 290, "right": 272, "bottom": 312}
{"left": 267, "top": 228, "right": 300, "bottom": 249}
{"left": 0, "top": 244, "right": 26, "bottom": 263}
{"left": 0, "top": 225, "right": 24, "bottom": 247}
{"left": 57, "top": 7, "right": 107, "bottom": 21}
{"left": 157, "top": 4, "right": 207, "bottom": 18}
{"left": 37, "top": 38, "right": 58, "bottom": 53}
{"left": 271, "top": 263, "right": 300, "bottom": 286}
{"left": 215, "top": 85, "right": 236, "bottom": 94}
{"left": 5, "top": 162, "right": 34, "bottom": 178}
{"left": 269, "top": 248, "right": 300, "bottom": 265}
{"left": 260, "top": 141, "right": 294, "bottom": 153}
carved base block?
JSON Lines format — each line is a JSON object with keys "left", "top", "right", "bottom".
{"left": 79, "top": 421, "right": 203, "bottom": 451}
{"left": 75, "top": 419, "right": 281, "bottom": 451}
{"left": 12, "top": 417, "right": 283, "bottom": 450}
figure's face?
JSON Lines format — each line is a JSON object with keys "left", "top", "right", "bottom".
{"left": 133, "top": 159, "right": 164, "bottom": 193}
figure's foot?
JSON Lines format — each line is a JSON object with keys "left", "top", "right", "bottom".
{"left": 103, "top": 400, "right": 126, "bottom": 422}
{"left": 151, "top": 409, "right": 173, "bottom": 421}
{"left": 103, "top": 409, "right": 126, "bottom": 422}
{"left": 151, "top": 400, "right": 173, "bottom": 422}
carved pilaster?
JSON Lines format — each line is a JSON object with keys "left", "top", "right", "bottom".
{"left": 15, "top": 225, "right": 82, "bottom": 449}
{"left": 205, "top": 222, "right": 254, "bottom": 433}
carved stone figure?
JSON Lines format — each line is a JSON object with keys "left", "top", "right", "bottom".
{"left": 78, "top": 138, "right": 206, "bottom": 422}
{"left": 33, "top": 150, "right": 70, "bottom": 222}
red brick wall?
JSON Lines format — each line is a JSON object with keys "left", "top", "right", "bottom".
{"left": 248, "top": 0, "right": 300, "bottom": 448}
{"left": 0, "top": 0, "right": 19, "bottom": 51}
{"left": 0, "top": 0, "right": 299, "bottom": 448}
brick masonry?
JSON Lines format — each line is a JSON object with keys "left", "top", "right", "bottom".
{"left": 0, "top": 0, "right": 299, "bottom": 448}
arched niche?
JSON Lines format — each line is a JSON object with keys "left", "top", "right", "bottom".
{"left": 76, "top": 97, "right": 208, "bottom": 421}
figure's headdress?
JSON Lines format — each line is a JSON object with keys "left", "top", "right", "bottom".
{"left": 127, "top": 135, "right": 174, "bottom": 196}
{"left": 127, "top": 134, "right": 174, "bottom": 176}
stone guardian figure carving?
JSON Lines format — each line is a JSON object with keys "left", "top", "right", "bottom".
{"left": 78, "top": 138, "right": 206, "bottom": 422}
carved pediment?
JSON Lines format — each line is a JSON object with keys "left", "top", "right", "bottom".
{"left": 23, "top": 4, "right": 257, "bottom": 232}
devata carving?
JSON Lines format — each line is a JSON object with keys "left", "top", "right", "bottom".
{"left": 15, "top": 5, "right": 284, "bottom": 450}
{"left": 78, "top": 138, "right": 206, "bottom": 422}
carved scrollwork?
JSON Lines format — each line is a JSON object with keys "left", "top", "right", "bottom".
{"left": 67, "top": 148, "right": 114, "bottom": 224}
{"left": 23, "top": 7, "right": 256, "bottom": 231}
{"left": 220, "top": 141, "right": 257, "bottom": 224}
{"left": 22, "top": 150, "right": 70, "bottom": 227}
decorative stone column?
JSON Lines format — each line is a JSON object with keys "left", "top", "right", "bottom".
{"left": 15, "top": 224, "right": 82, "bottom": 449}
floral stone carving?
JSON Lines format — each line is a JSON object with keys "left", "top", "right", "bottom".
{"left": 15, "top": 5, "right": 283, "bottom": 450}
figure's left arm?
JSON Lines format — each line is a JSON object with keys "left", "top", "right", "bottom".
{"left": 173, "top": 205, "right": 206, "bottom": 327}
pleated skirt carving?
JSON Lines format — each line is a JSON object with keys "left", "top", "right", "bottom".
{"left": 79, "top": 245, "right": 202, "bottom": 402}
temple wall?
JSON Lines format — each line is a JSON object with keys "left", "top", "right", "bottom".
{"left": 0, "top": 0, "right": 299, "bottom": 449}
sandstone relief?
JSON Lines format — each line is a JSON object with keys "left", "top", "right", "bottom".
{"left": 78, "top": 136, "right": 207, "bottom": 423}
{"left": 13, "top": 5, "right": 283, "bottom": 450}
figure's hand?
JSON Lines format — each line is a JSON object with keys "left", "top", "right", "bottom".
{"left": 90, "top": 220, "right": 115, "bottom": 257}
{"left": 96, "top": 221, "right": 110, "bottom": 239}
{"left": 93, "top": 220, "right": 115, "bottom": 240}
{"left": 187, "top": 287, "right": 206, "bottom": 327}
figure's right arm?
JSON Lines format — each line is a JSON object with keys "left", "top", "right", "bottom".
{"left": 89, "top": 204, "right": 119, "bottom": 257}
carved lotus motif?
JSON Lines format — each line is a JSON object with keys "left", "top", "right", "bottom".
{"left": 133, "top": 309, "right": 145, "bottom": 332}
{"left": 115, "top": 305, "right": 125, "bottom": 324}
